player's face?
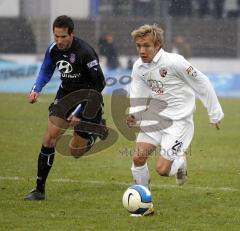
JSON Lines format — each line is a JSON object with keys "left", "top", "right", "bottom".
{"left": 135, "top": 34, "right": 160, "bottom": 63}
{"left": 53, "top": 27, "right": 74, "bottom": 50}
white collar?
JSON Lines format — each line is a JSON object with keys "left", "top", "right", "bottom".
{"left": 152, "top": 48, "right": 164, "bottom": 63}
{"left": 139, "top": 48, "right": 164, "bottom": 66}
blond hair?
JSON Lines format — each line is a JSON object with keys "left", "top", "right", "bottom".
{"left": 131, "top": 24, "right": 164, "bottom": 47}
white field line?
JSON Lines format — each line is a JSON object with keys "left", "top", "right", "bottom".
{"left": 0, "top": 176, "right": 239, "bottom": 192}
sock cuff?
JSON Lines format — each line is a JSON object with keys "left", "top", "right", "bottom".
{"left": 168, "top": 156, "right": 185, "bottom": 176}
{"left": 131, "top": 162, "right": 148, "bottom": 170}
{"left": 41, "top": 145, "right": 55, "bottom": 155}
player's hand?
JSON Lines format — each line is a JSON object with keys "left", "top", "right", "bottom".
{"left": 126, "top": 114, "right": 136, "bottom": 128}
{"left": 27, "top": 91, "right": 39, "bottom": 104}
{"left": 67, "top": 114, "right": 81, "bottom": 127}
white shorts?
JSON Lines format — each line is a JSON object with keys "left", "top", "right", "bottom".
{"left": 136, "top": 116, "right": 194, "bottom": 161}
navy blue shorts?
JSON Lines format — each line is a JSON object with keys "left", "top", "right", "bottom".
{"left": 49, "top": 87, "right": 103, "bottom": 143}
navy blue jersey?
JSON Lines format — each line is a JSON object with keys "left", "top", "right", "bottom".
{"left": 32, "top": 37, "right": 106, "bottom": 93}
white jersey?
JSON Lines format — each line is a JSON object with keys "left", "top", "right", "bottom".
{"left": 129, "top": 49, "right": 224, "bottom": 124}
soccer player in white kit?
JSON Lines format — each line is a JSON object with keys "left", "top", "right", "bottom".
{"left": 127, "top": 24, "right": 224, "bottom": 195}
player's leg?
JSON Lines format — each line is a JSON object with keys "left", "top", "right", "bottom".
{"left": 156, "top": 150, "right": 187, "bottom": 186}
{"left": 24, "top": 118, "right": 67, "bottom": 200}
{"left": 69, "top": 131, "right": 95, "bottom": 158}
{"left": 130, "top": 133, "right": 157, "bottom": 216}
{"left": 156, "top": 117, "right": 194, "bottom": 185}
{"left": 131, "top": 132, "right": 157, "bottom": 189}
{"left": 156, "top": 155, "right": 185, "bottom": 176}
{"left": 69, "top": 103, "right": 108, "bottom": 158}
{"left": 174, "top": 117, "right": 194, "bottom": 185}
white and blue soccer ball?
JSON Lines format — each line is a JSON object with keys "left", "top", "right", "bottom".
{"left": 122, "top": 185, "right": 153, "bottom": 215}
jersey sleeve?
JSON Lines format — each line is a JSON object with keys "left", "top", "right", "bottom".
{"left": 129, "top": 64, "right": 151, "bottom": 117}
{"left": 31, "top": 44, "right": 56, "bottom": 93}
{"left": 83, "top": 49, "right": 106, "bottom": 93}
{"left": 174, "top": 55, "right": 224, "bottom": 123}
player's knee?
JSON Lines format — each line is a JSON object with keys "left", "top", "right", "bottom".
{"left": 133, "top": 155, "right": 147, "bottom": 167}
{"left": 43, "top": 134, "right": 57, "bottom": 147}
{"left": 156, "top": 163, "right": 169, "bottom": 176}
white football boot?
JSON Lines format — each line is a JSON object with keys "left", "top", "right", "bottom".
{"left": 176, "top": 157, "right": 187, "bottom": 186}
{"left": 130, "top": 203, "right": 155, "bottom": 217}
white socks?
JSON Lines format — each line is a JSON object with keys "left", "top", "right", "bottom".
{"left": 131, "top": 162, "right": 150, "bottom": 189}
{"left": 168, "top": 156, "right": 185, "bottom": 176}
{"left": 131, "top": 157, "right": 185, "bottom": 187}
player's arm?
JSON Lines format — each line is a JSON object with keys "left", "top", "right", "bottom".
{"left": 28, "top": 45, "right": 56, "bottom": 104}
{"left": 175, "top": 55, "right": 224, "bottom": 129}
{"left": 127, "top": 64, "right": 150, "bottom": 128}
{"left": 83, "top": 50, "right": 106, "bottom": 93}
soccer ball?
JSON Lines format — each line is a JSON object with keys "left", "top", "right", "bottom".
{"left": 122, "top": 185, "right": 153, "bottom": 215}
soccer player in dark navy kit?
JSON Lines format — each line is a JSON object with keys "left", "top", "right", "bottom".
{"left": 24, "top": 15, "right": 107, "bottom": 200}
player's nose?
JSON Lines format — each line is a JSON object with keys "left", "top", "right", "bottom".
{"left": 139, "top": 47, "right": 146, "bottom": 54}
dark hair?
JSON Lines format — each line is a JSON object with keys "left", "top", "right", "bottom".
{"left": 53, "top": 15, "right": 74, "bottom": 35}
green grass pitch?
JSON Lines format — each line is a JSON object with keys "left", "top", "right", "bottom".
{"left": 0, "top": 93, "right": 240, "bottom": 230}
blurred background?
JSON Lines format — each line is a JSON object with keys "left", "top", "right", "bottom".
{"left": 0, "top": 0, "right": 240, "bottom": 96}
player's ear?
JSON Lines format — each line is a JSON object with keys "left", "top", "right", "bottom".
{"left": 155, "top": 42, "right": 161, "bottom": 51}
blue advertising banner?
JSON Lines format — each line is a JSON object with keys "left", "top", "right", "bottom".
{"left": 208, "top": 74, "right": 240, "bottom": 98}
{"left": 0, "top": 61, "right": 240, "bottom": 98}
{"left": 0, "top": 62, "right": 40, "bottom": 92}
